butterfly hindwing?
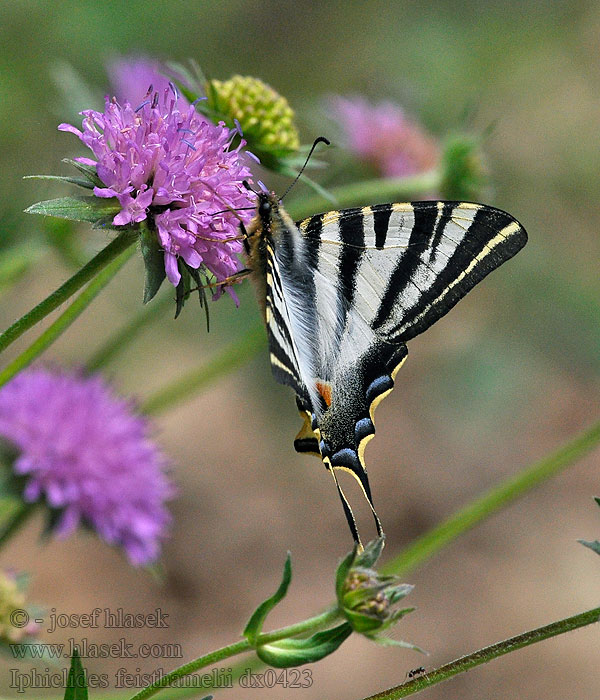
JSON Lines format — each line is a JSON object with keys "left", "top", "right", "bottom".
{"left": 248, "top": 195, "right": 527, "bottom": 542}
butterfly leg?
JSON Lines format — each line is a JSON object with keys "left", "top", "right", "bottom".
{"left": 188, "top": 268, "right": 253, "bottom": 295}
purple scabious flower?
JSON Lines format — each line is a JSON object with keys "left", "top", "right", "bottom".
{"left": 330, "top": 96, "right": 439, "bottom": 178}
{"left": 0, "top": 368, "right": 174, "bottom": 566}
{"left": 59, "top": 86, "right": 255, "bottom": 290}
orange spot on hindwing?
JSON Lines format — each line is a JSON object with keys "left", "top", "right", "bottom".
{"left": 316, "top": 380, "right": 332, "bottom": 407}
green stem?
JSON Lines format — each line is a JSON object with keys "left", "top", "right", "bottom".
{"left": 0, "top": 231, "right": 137, "bottom": 356}
{"left": 362, "top": 605, "right": 600, "bottom": 699}
{"left": 141, "top": 321, "right": 266, "bottom": 416}
{"left": 86, "top": 294, "right": 172, "bottom": 372}
{"left": 287, "top": 170, "right": 441, "bottom": 220}
{"left": 0, "top": 244, "right": 136, "bottom": 388}
{"left": 127, "top": 606, "right": 339, "bottom": 700}
{"left": 0, "top": 501, "right": 35, "bottom": 549}
{"left": 382, "top": 419, "right": 600, "bottom": 578}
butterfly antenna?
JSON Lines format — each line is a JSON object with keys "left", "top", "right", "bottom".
{"left": 280, "top": 136, "right": 331, "bottom": 201}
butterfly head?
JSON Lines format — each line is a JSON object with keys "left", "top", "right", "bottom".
{"left": 257, "top": 192, "right": 274, "bottom": 226}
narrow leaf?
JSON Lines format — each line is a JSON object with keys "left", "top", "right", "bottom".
{"left": 174, "top": 263, "right": 190, "bottom": 319}
{"left": 64, "top": 648, "right": 88, "bottom": 700}
{"left": 244, "top": 552, "right": 292, "bottom": 647}
{"left": 140, "top": 228, "right": 166, "bottom": 304}
{"left": 24, "top": 174, "right": 95, "bottom": 190}
{"left": 25, "top": 196, "right": 120, "bottom": 224}
{"left": 367, "top": 634, "right": 425, "bottom": 652}
{"left": 578, "top": 538, "right": 600, "bottom": 555}
{"left": 62, "top": 158, "right": 104, "bottom": 187}
{"left": 187, "top": 266, "right": 210, "bottom": 332}
{"left": 256, "top": 622, "right": 352, "bottom": 668}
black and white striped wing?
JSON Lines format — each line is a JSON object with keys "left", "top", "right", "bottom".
{"left": 266, "top": 200, "right": 527, "bottom": 538}
{"left": 262, "top": 238, "right": 313, "bottom": 410}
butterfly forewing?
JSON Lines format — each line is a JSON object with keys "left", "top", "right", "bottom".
{"left": 249, "top": 194, "right": 527, "bottom": 542}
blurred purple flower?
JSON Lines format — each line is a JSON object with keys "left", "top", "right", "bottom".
{"left": 107, "top": 56, "right": 187, "bottom": 108}
{"left": 330, "top": 96, "right": 439, "bottom": 178}
{"left": 59, "top": 87, "right": 255, "bottom": 289}
{"left": 0, "top": 368, "right": 174, "bottom": 566}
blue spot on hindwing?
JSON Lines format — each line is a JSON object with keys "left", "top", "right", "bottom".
{"left": 366, "top": 375, "right": 393, "bottom": 404}
{"left": 331, "top": 448, "right": 361, "bottom": 471}
{"left": 355, "top": 417, "right": 375, "bottom": 443}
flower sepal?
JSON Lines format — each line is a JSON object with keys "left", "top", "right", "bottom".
{"left": 336, "top": 537, "right": 418, "bottom": 646}
{"left": 140, "top": 225, "right": 166, "bottom": 304}
{"left": 173, "top": 262, "right": 210, "bottom": 327}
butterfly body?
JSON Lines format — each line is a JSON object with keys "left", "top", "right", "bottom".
{"left": 244, "top": 193, "right": 527, "bottom": 542}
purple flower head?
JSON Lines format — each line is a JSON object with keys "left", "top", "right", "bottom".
{"left": 107, "top": 56, "right": 188, "bottom": 108}
{"left": 0, "top": 368, "right": 174, "bottom": 566}
{"left": 59, "top": 86, "right": 256, "bottom": 293}
{"left": 330, "top": 96, "right": 439, "bottom": 178}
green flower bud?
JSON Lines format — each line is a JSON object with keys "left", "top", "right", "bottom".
{"left": 208, "top": 75, "right": 300, "bottom": 156}
{"left": 336, "top": 538, "right": 416, "bottom": 642}
{"left": 440, "top": 133, "right": 488, "bottom": 201}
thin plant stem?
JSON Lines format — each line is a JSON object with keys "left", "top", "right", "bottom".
{"left": 287, "top": 170, "right": 441, "bottom": 220}
{"left": 126, "top": 606, "right": 339, "bottom": 700}
{"left": 0, "top": 245, "right": 136, "bottom": 388}
{"left": 86, "top": 293, "right": 173, "bottom": 372}
{"left": 141, "top": 321, "right": 266, "bottom": 415}
{"left": 0, "top": 231, "right": 137, "bottom": 356}
{"left": 382, "top": 419, "right": 600, "bottom": 578}
{"left": 361, "top": 605, "right": 600, "bottom": 699}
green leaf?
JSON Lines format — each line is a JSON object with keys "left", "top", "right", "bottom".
{"left": 256, "top": 622, "right": 352, "bottom": 668}
{"left": 367, "top": 634, "right": 424, "bottom": 652}
{"left": 578, "top": 539, "right": 600, "bottom": 555}
{"left": 244, "top": 552, "right": 292, "bottom": 647}
{"left": 187, "top": 266, "right": 210, "bottom": 332}
{"left": 64, "top": 648, "right": 88, "bottom": 700}
{"left": 24, "top": 174, "right": 95, "bottom": 190}
{"left": 62, "top": 159, "right": 104, "bottom": 188}
{"left": 335, "top": 545, "right": 358, "bottom": 601}
{"left": 25, "top": 196, "right": 121, "bottom": 224}
{"left": 140, "top": 228, "right": 166, "bottom": 304}
{"left": 174, "top": 263, "right": 190, "bottom": 319}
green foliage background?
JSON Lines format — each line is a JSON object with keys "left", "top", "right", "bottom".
{"left": 0, "top": 1, "right": 598, "bottom": 699}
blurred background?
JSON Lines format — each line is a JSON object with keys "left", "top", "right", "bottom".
{"left": 0, "top": 1, "right": 599, "bottom": 698}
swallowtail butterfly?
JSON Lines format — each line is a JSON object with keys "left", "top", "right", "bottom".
{"left": 241, "top": 192, "right": 527, "bottom": 544}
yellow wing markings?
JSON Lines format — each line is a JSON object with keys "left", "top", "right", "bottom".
{"left": 407, "top": 221, "right": 522, "bottom": 328}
